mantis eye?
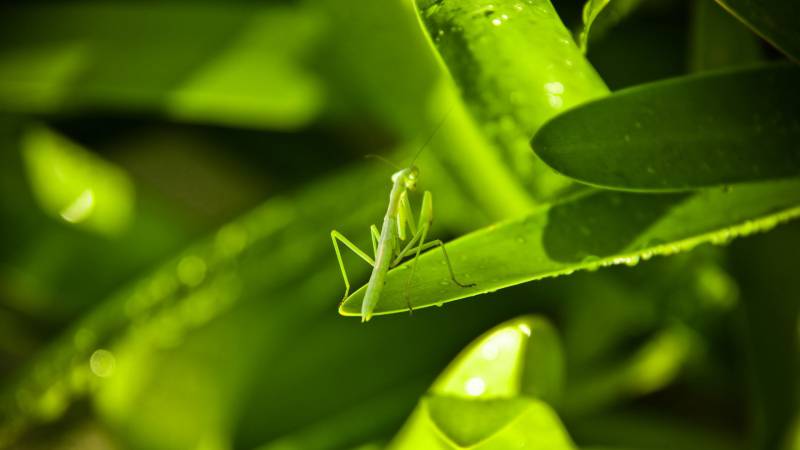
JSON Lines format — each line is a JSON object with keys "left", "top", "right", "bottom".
{"left": 405, "top": 167, "right": 419, "bottom": 189}
{"left": 405, "top": 175, "right": 417, "bottom": 189}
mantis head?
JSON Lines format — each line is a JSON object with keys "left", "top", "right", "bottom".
{"left": 391, "top": 166, "right": 419, "bottom": 190}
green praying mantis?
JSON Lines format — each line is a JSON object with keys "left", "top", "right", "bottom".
{"left": 331, "top": 119, "right": 475, "bottom": 322}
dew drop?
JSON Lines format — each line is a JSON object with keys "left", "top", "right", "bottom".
{"left": 89, "top": 349, "right": 116, "bottom": 378}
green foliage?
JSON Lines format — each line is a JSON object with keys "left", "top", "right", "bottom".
{"left": 0, "top": 0, "right": 798, "bottom": 449}
{"left": 532, "top": 64, "right": 800, "bottom": 190}
{"left": 714, "top": 0, "right": 800, "bottom": 61}
{"left": 342, "top": 180, "right": 800, "bottom": 315}
{"left": 388, "top": 317, "right": 574, "bottom": 449}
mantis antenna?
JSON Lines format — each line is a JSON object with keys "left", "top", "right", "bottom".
{"left": 364, "top": 154, "right": 401, "bottom": 170}
{"left": 409, "top": 105, "right": 455, "bottom": 166}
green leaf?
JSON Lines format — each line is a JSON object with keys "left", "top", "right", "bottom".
{"left": 340, "top": 179, "right": 800, "bottom": 317}
{"left": 388, "top": 316, "right": 573, "bottom": 449}
{"left": 430, "top": 316, "right": 564, "bottom": 403}
{"left": 0, "top": 4, "right": 323, "bottom": 130}
{"left": 578, "top": 0, "right": 643, "bottom": 53}
{"left": 578, "top": 0, "right": 610, "bottom": 52}
{"left": 424, "top": 396, "right": 574, "bottom": 449}
{"left": 415, "top": 0, "right": 609, "bottom": 199}
{"left": 714, "top": 0, "right": 800, "bottom": 62}
{"left": 532, "top": 64, "right": 800, "bottom": 191}
{"left": 0, "top": 161, "right": 391, "bottom": 445}
{"left": 21, "top": 124, "right": 134, "bottom": 235}
{"left": 390, "top": 396, "right": 574, "bottom": 449}
{"left": 426, "top": 396, "right": 530, "bottom": 447}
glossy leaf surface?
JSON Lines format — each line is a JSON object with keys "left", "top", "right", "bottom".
{"left": 415, "top": 0, "right": 609, "bottom": 199}
{"left": 341, "top": 180, "right": 800, "bottom": 317}
{"left": 388, "top": 316, "right": 573, "bottom": 449}
{"left": 532, "top": 64, "right": 800, "bottom": 191}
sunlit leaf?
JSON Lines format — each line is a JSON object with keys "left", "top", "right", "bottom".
{"left": 714, "top": 0, "right": 800, "bottom": 62}
{"left": 21, "top": 124, "right": 134, "bottom": 235}
{"left": 431, "top": 316, "right": 564, "bottom": 402}
{"left": 415, "top": 0, "right": 609, "bottom": 199}
{"left": 388, "top": 316, "right": 573, "bottom": 449}
{"left": 532, "top": 64, "right": 800, "bottom": 191}
{"left": 341, "top": 179, "right": 800, "bottom": 317}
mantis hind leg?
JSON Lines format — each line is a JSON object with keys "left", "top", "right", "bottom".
{"left": 399, "top": 191, "right": 475, "bottom": 313}
{"left": 427, "top": 239, "right": 475, "bottom": 288}
{"left": 331, "top": 230, "right": 376, "bottom": 304}
{"left": 402, "top": 227, "right": 476, "bottom": 311}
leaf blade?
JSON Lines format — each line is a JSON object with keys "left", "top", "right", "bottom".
{"left": 532, "top": 64, "right": 800, "bottom": 191}
{"left": 340, "top": 179, "right": 800, "bottom": 317}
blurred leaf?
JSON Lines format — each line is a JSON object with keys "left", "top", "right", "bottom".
{"left": 562, "top": 325, "right": 695, "bottom": 416}
{"left": 341, "top": 179, "right": 800, "bottom": 317}
{"left": 0, "top": 120, "right": 193, "bottom": 319}
{"left": 578, "top": 0, "right": 643, "bottom": 53}
{"left": 714, "top": 0, "right": 800, "bottom": 62}
{"left": 570, "top": 411, "right": 744, "bottom": 450}
{"left": 582, "top": 7, "right": 688, "bottom": 90}
{"left": 730, "top": 223, "right": 800, "bottom": 449}
{"left": 415, "top": 0, "right": 609, "bottom": 199}
{"left": 0, "top": 161, "right": 387, "bottom": 446}
{"left": 690, "top": 0, "right": 762, "bottom": 72}
{"left": 578, "top": 0, "right": 609, "bottom": 52}
{"left": 21, "top": 124, "right": 134, "bottom": 235}
{"left": 388, "top": 316, "right": 574, "bottom": 449}
{"left": 0, "top": 3, "right": 323, "bottom": 130}
{"left": 532, "top": 64, "right": 800, "bottom": 191}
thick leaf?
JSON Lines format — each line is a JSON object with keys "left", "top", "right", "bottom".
{"left": 714, "top": 0, "right": 800, "bottom": 62}
{"left": 415, "top": 0, "right": 609, "bottom": 199}
{"left": 389, "top": 396, "right": 574, "bottom": 450}
{"left": 388, "top": 316, "right": 573, "bottom": 449}
{"left": 532, "top": 64, "right": 800, "bottom": 191}
{"left": 426, "top": 397, "right": 530, "bottom": 447}
{"left": 340, "top": 179, "right": 800, "bottom": 317}
{"left": 430, "top": 316, "right": 564, "bottom": 403}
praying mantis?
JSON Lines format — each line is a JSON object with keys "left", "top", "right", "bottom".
{"left": 330, "top": 122, "right": 475, "bottom": 322}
